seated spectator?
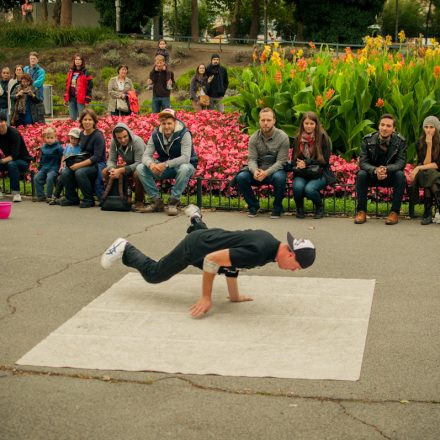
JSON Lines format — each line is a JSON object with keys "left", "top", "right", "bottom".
{"left": 0, "top": 67, "right": 11, "bottom": 119}
{"left": 0, "top": 113, "right": 32, "bottom": 202}
{"left": 7, "top": 65, "right": 23, "bottom": 123}
{"left": 136, "top": 108, "right": 197, "bottom": 216}
{"left": 34, "top": 127, "right": 63, "bottom": 202}
{"left": 24, "top": 52, "right": 45, "bottom": 107}
{"left": 64, "top": 53, "right": 93, "bottom": 121}
{"left": 354, "top": 114, "right": 407, "bottom": 225}
{"left": 408, "top": 116, "right": 440, "bottom": 225}
{"left": 49, "top": 127, "right": 82, "bottom": 205}
{"left": 190, "top": 64, "right": 211, "bottom": 111}
{"left": 107, "top": 64, "right": 134, "bottom": 117}
{"left": 147, "top": 55, "right": 174, "bottom": 114}
{"left": 155, "top": 39, "right": 170, "bottom": 65}
{"left": 235, "top": 107, "right": 289, "bottom": 218}
{"left": 291, "top": 111, "right": 335, "bottom": 219}
{"left": 10, "top": 73, "right": 45, "bottom": 126}
{"left": 103, "top": 122, "right": 146, "bottom": 210}
{"left": 60, "top": 108, "right": 106, "bottom": 208}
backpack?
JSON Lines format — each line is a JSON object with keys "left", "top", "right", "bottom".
{"left": 100, "top": 174, "right": 132, "bottom": 212}
{"left": 126, "top": 90, "right": 140, "bottom": 114}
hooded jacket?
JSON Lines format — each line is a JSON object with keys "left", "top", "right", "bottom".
{"left": 107, "top": 122, "right": 146, "bottom": 176}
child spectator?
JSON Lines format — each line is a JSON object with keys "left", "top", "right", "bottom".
{"left": 49, "top": 127, "right": 81, "bottom": 205}
{"left": 155, "top": 39, "right": 170, "bottom": 65}
{"left": 147, "top": 55, "right": 174, "bottom": 113}
{"left": 34, "top": 127, "right": 64, "bottom": 202}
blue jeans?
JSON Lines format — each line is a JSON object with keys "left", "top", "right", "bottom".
{"left": 0, "top": 159, "right": 29, "bottom": 193}
{"left": 94, "top": 161, "right": 106, "bottom": 201}
{"left": 68, "top": 99, "right": 85, "bottom": 121}
{"left": 235, "top": 169, "right": 287, "bottom": 211}
{"left": 136, "top": 162, "right": 195, "bottom": 201}
{"left": 355, "top": 169, "right": 406, "bottom": 214}
{"left": 152, "top": 97, "right": 170, "bottom": 113}
{"left": 293, "top": 176, "right": 327, "bottom": 207}
{"left": 35, "top": 169, "right": 58, "bottom": 198}
{"left": 61, "top": 165, "right": 97, "bottom": 204}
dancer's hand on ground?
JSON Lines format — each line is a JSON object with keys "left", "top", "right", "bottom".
{"left": 227, "top": 295, "right": 253, "bottom": 303}
{"left": 189, "top": 297, "right": 212, "bottom": 318}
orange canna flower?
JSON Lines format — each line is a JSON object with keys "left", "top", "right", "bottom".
{"left": 375, "top": 98, "right": 385, "bottom": 108}
{"left": 325, "top": 88, "right": 335, "bottom": 100}
{"left": 309, "top": 41, "right": 316, "bottom": 49}
{"left": 315, "top": 95, "right": 323, "bottom": 108}
{"left": 434, "top": 66, "right": 440, "bottom": 79}
{"left": 261, "top": 65, "right": 267, "bottom": 74}
{"left": 274, "top": 70, "right": 282, "bottom": 84}
{"left": 290, "top": 69, "right": 296, "bottom": 79}
{"left": 384, "top": 62, "right": 391, "bottom": 72}
{"left": 297, "top": 57, "right": 307, "bottom": 71}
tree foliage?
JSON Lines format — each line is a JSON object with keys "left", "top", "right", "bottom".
{"left": 380, "top": 0, "right": 425, "bottom": 38}
{"left": 291, "top": 0, "right": 386, "bottom": 43}
{"left": 164, "top": 0, "right": 211, "bottom": 37}
{"left": 93, "top": 0, "right": 160, "bottom": 33}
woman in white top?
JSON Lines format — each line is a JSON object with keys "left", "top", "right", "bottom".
{"left": 107, "top": 64, "right": 134, "bottom": 117}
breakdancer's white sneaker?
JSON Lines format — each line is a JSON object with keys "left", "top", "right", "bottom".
{"left": 101, "top": 237, "right": 127, "bottom": 269}
{"left": 184, "top": 204, "right": 202, "bottom": 221}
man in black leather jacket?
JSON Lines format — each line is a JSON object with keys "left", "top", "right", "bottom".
{"left": 354, "top": 114, "right": 407, "bottom": 225}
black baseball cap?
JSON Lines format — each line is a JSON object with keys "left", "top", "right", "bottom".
{"left": 286, "top": 232, "right": 316, "bottom": 269}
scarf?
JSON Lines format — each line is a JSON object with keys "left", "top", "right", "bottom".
{"left": 15, "top": 84, "right": 32, "bottom": 115}
{"left": 299, "top": 132, "right": 315, "bottom": 159}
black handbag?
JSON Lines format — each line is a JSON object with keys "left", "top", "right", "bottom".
{"left": 64, "top": 152, "right": 91, "bottom": 168}
{"left": 292, "top": 164, "right": 321, "bottom": 179}
{"left": 100, "top": 174, "right": 132, "bottom": 212}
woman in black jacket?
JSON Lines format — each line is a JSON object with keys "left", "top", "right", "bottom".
{"left": 409, "top": 115, "right": 440, "bottom": 224}
{"left": 60, "top": 108, "right": 106, "bottom": 208}
{"left": 291, "top": 111, "right": 335, "bottom": 219}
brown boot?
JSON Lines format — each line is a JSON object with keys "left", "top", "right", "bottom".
{"left": 137, "top": 198, "right": 164, "bottom": 213}
{"left": 166, "top": 198, "right": 180, "bottom": 216}
{"left": 385, "top": 211, "right": 398, "bottom": 225}
{"left": 354, "top": 211, "right": 366, "bottom": 224}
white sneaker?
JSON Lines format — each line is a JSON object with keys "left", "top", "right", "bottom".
{"left": 101, "top": 238, "right": 127, "bottom": 269}
{"left": 434, "top": 212, "right": 440, "bottom": 224}
{"left": 12, "top": 194, "right": 22, "bottom": 202}
{"left": 184, "top": 204, "right": 201, "bottom": 220}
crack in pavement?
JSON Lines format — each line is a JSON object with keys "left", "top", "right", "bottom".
{"left": 338, "top": 402, "right": 393, "bottom": 440}
{"left": 0, "top": 216, "right": 178, "bottom": 322}
{"left": 1, "top": 365, "right": 439, "bottom": 407}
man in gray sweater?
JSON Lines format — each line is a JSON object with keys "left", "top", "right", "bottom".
{"left": 103, "top": 122, "right": 146, "bottom": 209}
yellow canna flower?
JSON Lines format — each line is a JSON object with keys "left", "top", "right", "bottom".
{"left": 366, "top": 64, "right": 376, "bottom": 76}
{"left": 297, "top": 49, "right": 303, "bottom": 58}
{"left": 274, "top": 41, "right": 279, "bottom": 49}
{"left": 398, "top": 30, "right": 406, "bottom": 43}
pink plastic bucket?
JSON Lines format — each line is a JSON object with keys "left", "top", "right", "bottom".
{"left": 0, "top": 201, "right": 12, "bottom": 219}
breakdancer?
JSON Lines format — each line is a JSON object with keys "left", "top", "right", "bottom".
{"left": 101, "top": 205, "right": 316, "bottom": 317}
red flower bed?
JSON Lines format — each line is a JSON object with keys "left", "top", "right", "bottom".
{"left": 14, "top": 111, "right": 414, "bottom": 199}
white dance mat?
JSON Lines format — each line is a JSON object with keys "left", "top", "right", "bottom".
{"left": 17, "top": 274, "right": 375, "bottom": 380}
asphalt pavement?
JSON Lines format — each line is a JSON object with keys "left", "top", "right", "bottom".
{"left": 1, "top": 201, "right": 439, "bottom": 440}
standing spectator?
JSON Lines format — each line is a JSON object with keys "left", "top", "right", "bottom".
{"left": 147, "top": 55, "right": 174, "bottom": 114}
{"left": 155, "top": 39, "right": 170, "bottom": 65}
{"left": 10, "top": 73, "right": 45, "bottom": 126}
{"left": 64, "top": 53, "right": 93, "bottom": 121}
{"left": 24, "top": 52, "right": 45, "bottom": 107}
{"left": 205, "top": 54, "right": 228, "bottom": 113}
{"left": 34, "top": 127, "right": 64, "bottom": 202}
{"left": 0, "top": 67, "right": 10, "bottom": 119}
{"left": 291, "top": 111, "right": 335, "bottom": 219}
{"left": 136, "top": 109, "right": 197, "bottom": 216}
{"left": 107, "top": 64, "right": 134, "bottom": 117}
{"left": 235, "top": 108, "right": 289, "bottom": 218}
{"left": 21, "top": 0, "right": 33, "bottom": 22}
{"left": 190, "top": 64, "right": 211, "bottom": 111}
{"left": 0, "top": 113, "right": 32, "bottom": 202}
{"left": 7, "top": 65, "right": 23, "bottom": 123}
{"left": 60, "top": 109, "right": 106, "bottom": 208}
{"left": 408, "top": 116, "right": 440, "bottom": 225}
{"left": 354, "top": 114, "right": 407, "bottom": 225}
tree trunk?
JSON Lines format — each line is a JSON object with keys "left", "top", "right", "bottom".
{"left": 60, "top": 0, "right": 72, "bottom": 27}
{"left": 191, "top": 0, "right": 199, "bottom": 42}
{"left": 173, "top": 0, "right": 178, "bottom": 36}
{"left": 296, "top": 21, "right": 304, "bottom": 41}
{"left": 249, "top": 0, "right": 260, "bottom": 40}
{"left": 41, "top": 0, "right": 48, "bottom": 21}
{"left": 53, "top": 0, "right": 61, "bottom": 26}
{"left": 230, "top": 0, "right": 240, "bottom": 39}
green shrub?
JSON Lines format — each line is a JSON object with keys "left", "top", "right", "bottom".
{"left": 0, "top": 23, "right": 115, "bottom": 48}
{"left": 140, "top": 99, "right": 152, "bottom": 114}
{"left": 45, "top": 73, "right": 67, "bottom": 94}
{"left": 46, "top": 61, "right": 70, "bottom": 74}
{"left": 100, "top": 67, "right": 117, "bottom": 83}
{"left": 175, "top": 68, "right": 195, "bottom": 90}
{"left": 102, "top": 50, "right": 120, "bottom": 67}
{"left": 89, "top": 101, "right": 106, "bottom": 116}
{"left": 130, "top": 52, "right": 150, "bottom": 66}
